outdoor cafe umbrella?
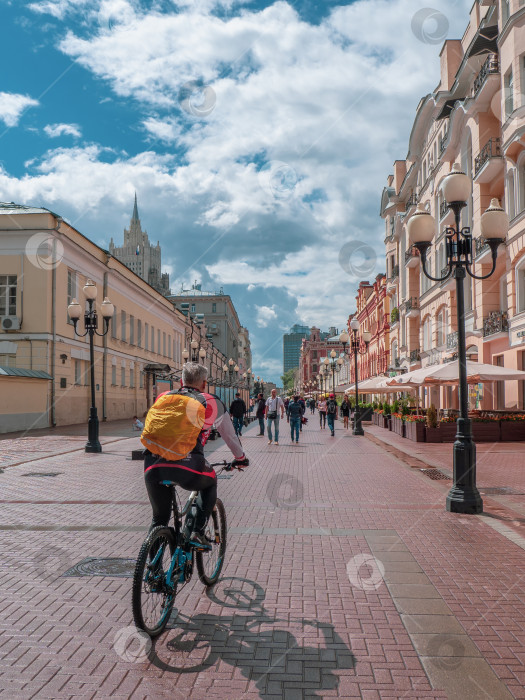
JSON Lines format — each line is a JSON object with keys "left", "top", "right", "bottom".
{"left": 386, "top": 360, "right": 525, "bottom": 386}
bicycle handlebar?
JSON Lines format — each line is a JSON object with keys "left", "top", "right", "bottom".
{"left": 209, "top": 460, "right": 246, "bottom": 473}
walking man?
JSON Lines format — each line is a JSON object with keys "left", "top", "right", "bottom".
{"left": 265, "top": 388, "right": 285, "bottom": 445}
{"left": 229, "top": 392, "right": 247, "bottom": 436}
{"left": 255, "top": 392, "right": 266, "bottom": 436}
{"left": 326, "top": 393, "right": 338, "bottom": 437}
{"left": 287, "top": 395, "right": 304, "bottom": 444}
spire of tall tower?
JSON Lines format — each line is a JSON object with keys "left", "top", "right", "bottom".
{"left": 132, "top": 192, "right": 139, "bottom": 222}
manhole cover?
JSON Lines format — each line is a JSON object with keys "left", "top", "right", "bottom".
{"left": 22, "top": 472, "right": 62, "bottom": 477}
{"left": 420, "top": 468, "right": 450, "bottom": 481}
{"left": 62, "top": 557, "right": 136, "bottom": 578}
{"left": 480, "top": 487, "right": 525, "bottom": 496}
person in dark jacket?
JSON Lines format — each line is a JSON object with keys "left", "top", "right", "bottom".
{"left": 255, "top": 393, "right": 266, "bottom": 436}
{"left": 340, "top": 396, "right": 351, "bottom": 429}
{"left": 287, "top": 395, "right": 304, "bottom": 443}
{"left": 298, "top": 396, "right": 306, "bottom": 432}
{"left": 229, "top": 393, "right": 247, "bottom": 436}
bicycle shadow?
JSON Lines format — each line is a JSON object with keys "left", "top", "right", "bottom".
{"left": 147, "top": 577, "right": 356, "bottom": 698}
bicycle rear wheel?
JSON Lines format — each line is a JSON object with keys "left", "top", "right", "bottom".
{"left": 196, "top": 498, "right": 227, "bottom": 586}
{"left": 132, "top": 526, "right": 177, "bottom": 637}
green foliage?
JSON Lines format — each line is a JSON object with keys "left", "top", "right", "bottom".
{"left": 390, "top": 307, "right": 399, "bottom": 323}
{"left": 280, "top": 369, "right": 296, "bottom": 392}
{"left": 392, "top": 399, "right": 400, "bottom": 414}
{"left": 400, "top": 398, "right": 410, "bottom": 416}
{"left": 427, "top": 403, "right": 438, "bottom": 429}
{"left": 382, "top": 401, "right": 391, "bottom": 415}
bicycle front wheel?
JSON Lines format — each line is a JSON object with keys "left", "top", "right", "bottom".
{"left": 132, "top": 526, "right": 177, "bottom": 637}
{"left": 196, "top": 498, "right": 227, "bottom": 586}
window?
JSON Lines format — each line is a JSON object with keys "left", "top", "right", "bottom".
{"left": 517, "top": 256, "right": 525, "bottom": 313}
{"left": 312, "top": 350, "right": 318, "bottom": 359}
{"left": 74, "top": 359, "right": 81, "bottom": 385}
{"left": 168, "top": 335, "right": 171, "bottom": 358}
{"left": 145, "top": 322, "right": 149, "bottom": 350}
{"left": 191, "top": 304, "right": 196, "bottom": 313}
{"left": 112, "top": 365, "right": 117, "bottom": 385}
{"left": 67, "top": 270, "right": 76, "bottom": 323}
{"left": 121, "top": 310, "right": 127, "bottom": 342}
{"left": 0, "top": 275, "right": 17, "bottom": 316}
{"left": 121, "top": 365, "right": 126, "bottom": 387}
{"left": 151, "top": 326, "right": 155, "bottom": 353}
{"left": 130, "top": 368, "right": 134, "bottom": 388}
{"left": 495, "top": 355, "right": 505, "bottom": 409}
{"left": 129, "top": 315, "right": 135, "bottom": 345}
{"left": 163, "top": 332, "right": 166, "bottom": 356}
{"left": 212, "top": 303, "right": 216, "bottom": 313}
{"left": 140, "top": 369, "right": 144, "bottom": 388}
{"left": 112, "top": 306, "right": 117, "bottom": 339}
{"left": 502, "top": 0, "right": 510, "bottom": 24}
{"left": 158, "top": 329, "right": 161, "bottom": 354}
{"left": 505, "top": 67, "right": 514, "bottom": 119}
{"left": 137, "top": 320, "right": 142, "bottom": 347}
{"left": 507, "top": 170, "right": 516, "bottom": 219}
{"left": 422, "top": 318, "right": 432, "bottom": 351}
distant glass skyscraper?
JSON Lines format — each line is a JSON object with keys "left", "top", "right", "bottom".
{"left": 283, "top": 324, "right": 311, "bottom": 373}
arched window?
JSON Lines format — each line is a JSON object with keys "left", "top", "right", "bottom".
{"left": 516, "top": 253, "right": 525, "bottom": 314}
{"left": 391, "top": 340, "right": 398, "bottom": 363}
{"left": 516, "top": 152, "right": 525, "bottom": 214}
{"left": 422, "top": 316, "right": 433, "bottom": 351}
{"left": 437, "top": 310, "right": 444, "bottom": 346}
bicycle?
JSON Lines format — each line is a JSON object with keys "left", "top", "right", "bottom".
{"left": 132, "top": 460, "right": 245, "bottom": 637}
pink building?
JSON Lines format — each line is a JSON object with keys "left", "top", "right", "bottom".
{"left": 380, "top": 1, "right": 525, "bottom": 411}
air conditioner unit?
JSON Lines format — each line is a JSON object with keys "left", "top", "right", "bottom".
{"left": 1, "top": 316, "right": 21, "bottom": 331}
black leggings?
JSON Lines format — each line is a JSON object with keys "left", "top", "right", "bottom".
{"left": 144, "top": 457, "right": 217, "bottom": 534}
{"left": 319, "top": 411, "right": 326, "bottom": 427}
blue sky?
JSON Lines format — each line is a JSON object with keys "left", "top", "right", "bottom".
{"left": 0, "top": 0, "right": 471, "bottom": 383}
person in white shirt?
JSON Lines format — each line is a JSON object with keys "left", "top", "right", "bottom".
{"left": 265, "top": 389, "right": 285, "bottom": 445}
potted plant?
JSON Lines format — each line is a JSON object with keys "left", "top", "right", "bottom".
{"left": 383, "top": 401, "right": 392, "bottom": 429}
{"left": 426, "top": 404, "right": 441, "bottom": 442}
{"left": 500, "top": 414, "right": 525, "bottom": 441}
{"left": 471, "top": 416, "right": 501, "bottom": 442}
{"left": 405, "top": 414, "right": 426, "bottom": 442}
{"left": 391, "top": 412, "right": 405, "bottom": 437}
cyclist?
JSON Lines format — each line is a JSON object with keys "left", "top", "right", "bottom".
{"left": 142, "top": 362, "right": 249, "bottom": 549}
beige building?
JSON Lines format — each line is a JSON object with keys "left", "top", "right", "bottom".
{"left": 380, "top": 1, "right": 525, "bottom": 411}
{"left": 0, "top": 202, "right": 189, "bottom": 433}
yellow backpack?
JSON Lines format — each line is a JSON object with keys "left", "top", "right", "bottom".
{"left": 141, "top": 390, "right": 206, "bottom": 461}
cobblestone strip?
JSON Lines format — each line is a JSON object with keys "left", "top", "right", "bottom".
{"left": 365, "top": 532, "right": 514, "bottom": 700}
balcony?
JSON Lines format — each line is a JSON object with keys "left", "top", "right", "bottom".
{"left": 474, "top": 137, "right": 503, "bottom": 183}
{"left": 390, "top": 307, "right": 400, "bottom": 327}
{"left": 472, "top": 53, "right": 499, "bottom": 98}
{"left": 405, "top": 194, "right": 418, "bottom": 212}
{"left": 402, "top": 297, "right": 420, "bottom": 318}
{"left": 405, "top": 248, "right": 420, "bottom": 268}
{"left": 440, "top": 265, "right": 455, "bottom": 291}
{"left": 474, "top": 236, "right": 491, "bottom": 263}
{"left": 447, "top": 331, "right": 458, "bottom": 351}
{"left": 390, "top": 264, "right": 399, "bottom": 280}
{"left": 409, "top": 348, "right": 421, "bottom": 364}
{"left": 483, "top": 310, "right": 509, "bottom": 338}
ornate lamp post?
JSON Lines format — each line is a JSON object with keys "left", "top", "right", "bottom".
{"left": 324, "top": 349, "right": 343, "bottom": 394}
{"left": 340, "top": 322, "right": 371, "bottom": 436}
{"left": 408, "top": 163, "right": 508, "bottom": 514}
{"left": 67, "top": 280, "right": 114, "bottom": 453}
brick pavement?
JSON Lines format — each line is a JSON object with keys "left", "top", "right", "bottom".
{"left": 1, "top": 417, "right": 525, "bottom": 698}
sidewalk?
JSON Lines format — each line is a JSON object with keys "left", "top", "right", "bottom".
{"left": 1, "top": 418, "right": 525, "bottom": 698}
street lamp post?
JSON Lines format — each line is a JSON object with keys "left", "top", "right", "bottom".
{"left": 340, "top": 322, "right": 371, "bottom": 436}
{"left": 67, "top": 280, "right": 114, "bottom": 453}
{"left": 408, "top": 163, "right": 508, "bottom": 514}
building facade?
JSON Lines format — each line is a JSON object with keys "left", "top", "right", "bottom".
{"left": 379, "top": 0, "right": 525, "bottom": 411}
{"left": 283, "top": 324, "right": 311, "bottom": 373}
{"left": 299, "top": 326, "right": 344, "bottom": 393}
{"left": 0, "top": 202, "right": 190, "bottom": 433}
{"left": 109, "top": 194, "right": 170, "bottom": 296}
{"left": 168, "top": 284, "right": 248, "bottom": 365}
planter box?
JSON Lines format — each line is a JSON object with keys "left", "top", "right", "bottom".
{"left": 472, "top": 422, "right": 500, "bottom": 443}
{"left": 500, "top": 421, "right": 525, "bottom": 442}
{"left": 405, "top": 421, "right": 426, "bottom": 442}
{"left": 439, "top": 423, "right": 457, "bottom": 443}
{"left": 425, "top": 426, "right": 442, "bottom": 443}
{"left": 392, "top": 416, "right": 406, "bottom": 437}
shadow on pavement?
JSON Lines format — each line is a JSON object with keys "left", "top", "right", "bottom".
{"left": 148, "top": 577, "right": 356, "bottom": 698}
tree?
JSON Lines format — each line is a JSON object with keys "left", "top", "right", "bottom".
{"left": 281, "top": 368, "right": 296, "bottom": 392}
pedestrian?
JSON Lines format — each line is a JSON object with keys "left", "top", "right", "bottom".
{"left": 287, "top": 394, "right": 304, "bottom": 444}
{"left": 229, "top": 392, "right": 247, "bottom": 436}
{"left": 326, "top": 393, "right": 338, "bottom": 437}
{"left": 298, "top": 395, "right": 306, "bottom": 432}
{"left": 310, "top": 398, "right": 316, "bottom": 414}
{"left": 132, "top": 415, "right": 144, "bottom": 431}
{"left": 340, "top": 396, "right": 351, "bottom": 429}
{"left": 265, "top": 388, "right": 285, "bottom": 445}
{"left": 255, "top": 393, "right": 266, "bottom": 436}
{"left": 284, "top": 397, "right": 290, "bottom": 412}
{"left": 318, "top": 396, "right": 327, "bottom": 429}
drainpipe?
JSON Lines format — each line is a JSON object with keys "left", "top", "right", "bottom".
{"left": 102, "top": 270, "right": 108, "bottom": 421}
{"left": 50, "top": 239, "right": 57, "bottom": 426}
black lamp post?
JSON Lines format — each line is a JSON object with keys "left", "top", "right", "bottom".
{"left": 323, "top": 350, "right": 344, "bottom": 395}
{"left": 67, "top": 280, "right": 114, "bottom": 453}
{"left": 408, "top": 163, "right": 508, "bottom": 514}
{"left": 340, "top": 322, "right": 371, "bottom": 436}
{"left": 223, "top": 358, "right": 239, "bottom": 406}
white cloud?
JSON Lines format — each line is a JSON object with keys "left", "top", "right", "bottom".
{"left": 0, "top": 92, "right": 39, "bottom": 127}
{"left": 256, "top": 305, "right": 278, "bottom": 328}
{"left": 44, "top": 123, "right": 82, "bottom": 138}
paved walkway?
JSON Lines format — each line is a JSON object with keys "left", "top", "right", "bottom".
{"left": 1, "top": 417, "right": 525, "bottom": 698}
